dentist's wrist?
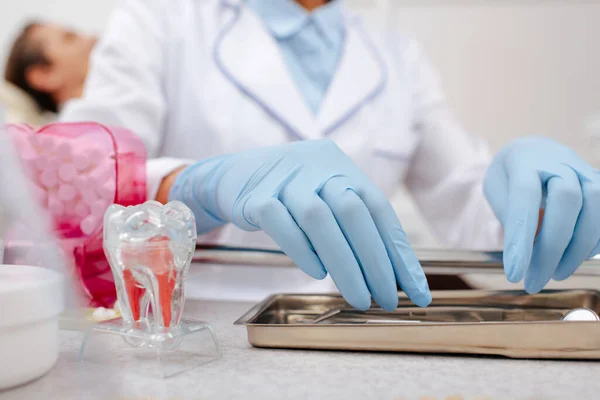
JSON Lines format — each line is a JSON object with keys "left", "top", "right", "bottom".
{"left": 167, "top": 157, "right": 232, "bottom": 234}
{"left": 155, "top": 165, "right": 188, "bottom": 204}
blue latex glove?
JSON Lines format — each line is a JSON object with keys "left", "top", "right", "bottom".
{"left": 484, "top": 137, "right": 600, "bottom": 293}
{"left": 170, "top": 139, "right": 431, "bottom": 310}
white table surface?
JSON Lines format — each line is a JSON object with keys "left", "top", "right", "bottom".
{"left": 1, "top": 297, "right": 600, "bottom": 400}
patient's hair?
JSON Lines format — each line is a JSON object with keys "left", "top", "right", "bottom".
{"left": 4, "top": 22, "right": 58, "bottom": 113}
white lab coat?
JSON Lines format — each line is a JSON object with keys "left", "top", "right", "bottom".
{"left": 61, "top": 0, "right": 503, "bottom": 301}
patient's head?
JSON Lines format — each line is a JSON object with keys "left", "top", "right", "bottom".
{"left": 4, "top": 22, "right": 96, "bottom": 113}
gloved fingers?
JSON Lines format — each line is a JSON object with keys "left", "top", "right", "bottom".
{"left": 553, "top": 181, "right": 600, "bottom": 281}
{"left": 320, "top": 178, "right": 398, "bottom": 311}
{"left": 360, "top": 190, "right": 431, "bottom": 307}
{"left": 251, "top": 197, "right": 327, "bottom": 280}
{"left": 501, "top": 169, "right": 541, "bottom": 283}
{"left": 525, "top": 171, "right": 582, "bottom": 293}
{"left": 281, "top": 189, "right": 372, "bottom": 310}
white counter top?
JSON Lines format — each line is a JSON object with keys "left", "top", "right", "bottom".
{"left": 1, "top": 299, "right": 599, "bottom": 400}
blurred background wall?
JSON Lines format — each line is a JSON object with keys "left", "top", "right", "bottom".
{"left": 348, "top": 0, "right": 600, "bottom": 245}
{"left": 1, "top": 0, "right": 599, "bottom": 246}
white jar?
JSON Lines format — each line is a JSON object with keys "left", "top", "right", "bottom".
{"left": 0, "top": 265, "right": 64, "bottom": 390}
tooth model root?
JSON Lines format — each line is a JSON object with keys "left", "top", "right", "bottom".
{"left": 103, "top": 201, "right": 197, "bottom": 330}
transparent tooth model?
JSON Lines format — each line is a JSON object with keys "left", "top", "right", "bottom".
{"left": 80, "top": 201, "right": 221, "bottom": 378}
{"left": 105, "top": 200, "right": 196, "bottom": 328}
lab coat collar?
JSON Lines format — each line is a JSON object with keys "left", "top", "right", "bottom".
{"left": 317, "top": 17, "right": 386, "bottom": 135}
{"left": 214, "top": 4, "right": 320, "bottom": 140}
{"left": 214, "top": 3, "right": 385, "bottom": 140}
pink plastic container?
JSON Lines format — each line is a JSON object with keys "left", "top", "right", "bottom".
{"left": 5, "top": 122, "right": 147, "bottom": 306}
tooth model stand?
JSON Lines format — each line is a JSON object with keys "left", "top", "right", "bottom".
{"left": 80, "top": 201, "right": 221, "bottom": 379}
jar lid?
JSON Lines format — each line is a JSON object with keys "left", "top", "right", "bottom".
{"left": 0, "top": 265, "right": 64, "bottom": 327}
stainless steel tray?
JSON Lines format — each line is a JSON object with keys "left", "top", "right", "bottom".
{"left": 235, "top": 290, "right": 600, "bottom": 359}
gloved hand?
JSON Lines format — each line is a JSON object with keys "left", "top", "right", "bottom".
{"left": 484, "top": 137, "right": 600, "bottom": 293}
{"left": 170, "top": 139, "right": 431, "bottom": 310}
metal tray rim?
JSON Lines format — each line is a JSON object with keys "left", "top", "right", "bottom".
{"left": 234, "top": 290, "right": 600, "bottom": 327}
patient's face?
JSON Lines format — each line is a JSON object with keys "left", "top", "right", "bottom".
{"left": 29, "top": 23, "right": 97, "bottom": 89}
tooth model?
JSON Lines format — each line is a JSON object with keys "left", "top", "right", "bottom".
{"left": 103, "top": 201, "right": 197, "bottom": 329}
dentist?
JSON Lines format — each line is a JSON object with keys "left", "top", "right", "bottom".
{"left": 61, "top": 0, "right": 600, "bottom": 310}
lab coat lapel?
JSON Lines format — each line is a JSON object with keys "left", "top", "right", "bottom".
{"left": 215, "top": 5, "right": 319, "bottom": 140}
{"left": 318, "top": 19, "right": 386, "bottom": 136}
